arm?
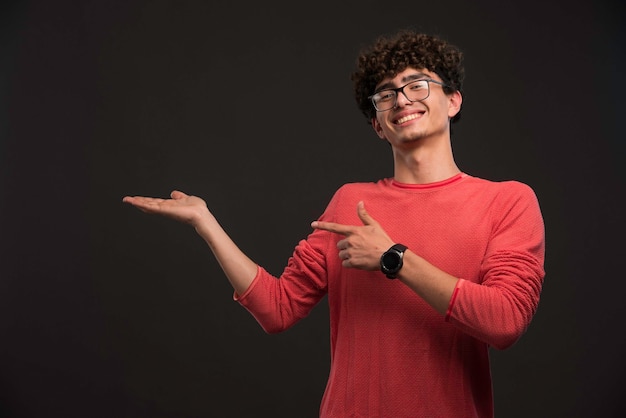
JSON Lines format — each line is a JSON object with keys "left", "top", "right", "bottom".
{"left": 122, "top": 190, "right": 257, "bottom": 295}
{"left": 447, "top": 185, "right": 546, "bottom": 349}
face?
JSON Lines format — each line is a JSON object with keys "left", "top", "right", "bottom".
{"left": 371, "top": 67, "right": 462, "bottom": 146}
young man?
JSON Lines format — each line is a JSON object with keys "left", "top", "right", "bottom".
{"left": 123, "top": 30, "right": 545, "bottom": 418}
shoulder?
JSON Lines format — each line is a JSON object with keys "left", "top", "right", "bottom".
{"left": 332, "top": 179, "right": 389, "bottom": 198}
{"left": 461, "top": 175, "right": 542, "bottom": 217}
{"left": 320, "top": 179, "right": 390, "bottom": 221}
{"left": 463, "top": 175, "right": 538, "bottom": 199}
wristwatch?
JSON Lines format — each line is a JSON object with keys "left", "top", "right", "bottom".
{"left": 380, "top": 243, "right": 408, "bottom": 279}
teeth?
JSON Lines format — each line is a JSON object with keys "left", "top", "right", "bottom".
{"left": 396, "top": 113, "right": 421, "bottom": 124}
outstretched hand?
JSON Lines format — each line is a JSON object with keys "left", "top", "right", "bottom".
{"left": 122, "top": 190, "right": 209, "bottom": 226}
{"left": 311, "top": 201, "right": 395, "bottom": 270}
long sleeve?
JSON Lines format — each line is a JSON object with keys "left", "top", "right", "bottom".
{"left": 235, "top": 228, "right": 332, "bottom": 334}
{"left": 446, "top": 181, "right": 545, "bottom": 348}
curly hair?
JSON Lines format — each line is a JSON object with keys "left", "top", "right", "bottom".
{"left": 351, "top": 30, "right": 465, "bottom": 124}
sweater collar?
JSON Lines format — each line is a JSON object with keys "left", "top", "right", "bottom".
{"left": 389, "top": 172, "right": 467, "bottom": 190}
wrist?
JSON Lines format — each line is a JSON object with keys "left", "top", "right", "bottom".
{"left": 192, "top": 207, "right": 216, "bottom": 233}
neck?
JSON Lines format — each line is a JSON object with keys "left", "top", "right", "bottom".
{"left": 391, "top": 141, "right": 460, "bottom": 184}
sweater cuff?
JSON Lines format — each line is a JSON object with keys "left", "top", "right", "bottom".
{"left": 445, "top": 279, "right": 464, "bottom": 322}
{"left": 232, "top": 265, "right": 262, "bottom": 302}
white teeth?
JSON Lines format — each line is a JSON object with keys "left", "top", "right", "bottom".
{"left": 395, "top": 113, "right": 421, "bottom": 124}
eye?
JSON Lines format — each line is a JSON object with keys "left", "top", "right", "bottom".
{"left": 408, "top": 81, "right": 427, "bottom": 91}
{"left": 376, "top": 91, "right": 395, "bottom": 102}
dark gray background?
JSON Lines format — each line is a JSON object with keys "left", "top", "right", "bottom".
{"left": 1, "top": 0, "right": 624, "bottom": 417}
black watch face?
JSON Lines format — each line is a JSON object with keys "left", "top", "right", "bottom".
{"left": 382, "top": 251, "right": 400, "bottom": 271}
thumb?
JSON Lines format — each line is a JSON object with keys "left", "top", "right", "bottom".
{"left": 357, "top": 201, "right": 378, "bottom": 226}
{"left": 170, "top": 190, "right": 188, "bottom": 200}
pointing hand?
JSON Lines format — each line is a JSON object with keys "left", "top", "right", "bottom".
{"left": 311, "top": 201, "right": 394, "bottom": 270}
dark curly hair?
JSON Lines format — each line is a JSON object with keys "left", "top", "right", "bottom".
{"left": 351, "top": 30, "right": 465, "bottom": 124}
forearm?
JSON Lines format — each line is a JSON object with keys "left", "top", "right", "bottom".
{"left": 396, "top": 250, "right": 459, "bottom": 316}
{"left": 398, "top": 249, "right": 543, "bottom": 348}
{"left": 193, "top": 209, "right": 258, "bottom": 296}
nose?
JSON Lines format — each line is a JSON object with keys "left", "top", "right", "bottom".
{"left": 394, "top": 90, "right": 413, "bottom": 108}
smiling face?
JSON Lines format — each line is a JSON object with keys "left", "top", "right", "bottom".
{"left": 371, "top": 67, "right": 462, "bottom": 148}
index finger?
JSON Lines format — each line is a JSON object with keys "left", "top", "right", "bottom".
{"left": 311, "top": 220, "right": 355, "bottom": 236}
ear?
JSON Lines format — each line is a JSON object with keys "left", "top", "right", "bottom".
{"left": 447, "top": 90, "right": 463, "bottom": 119}
{"left": 371, "top": 117, "right": 386, "bottom": 140}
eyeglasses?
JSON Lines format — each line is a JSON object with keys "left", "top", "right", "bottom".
{"left": 368, "top": 78, "right": 447, "bottom": 112}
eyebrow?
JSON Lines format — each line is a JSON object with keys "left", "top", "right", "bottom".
{"left": 375, "top": 72, "right": 431, "bottom": 93}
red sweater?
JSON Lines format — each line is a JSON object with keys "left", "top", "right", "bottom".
{"left": 236, "top": 173, "right": 545, "bottom": 418}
